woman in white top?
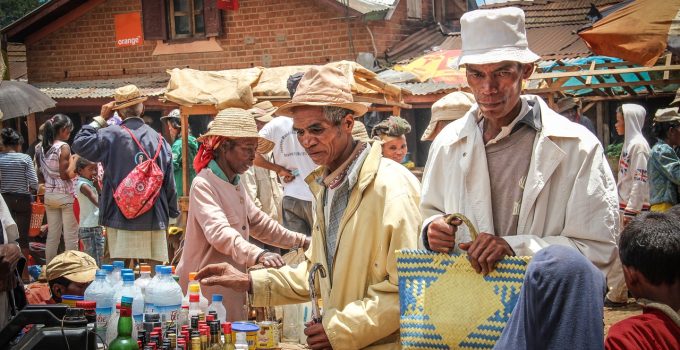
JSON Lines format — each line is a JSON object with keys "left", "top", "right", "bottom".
{"left": 35, "top": 114, "right": 78, "bottom": 263}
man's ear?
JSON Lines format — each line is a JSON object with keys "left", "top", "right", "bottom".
{"left": 622, "top": 265, "right": 643, "bottom": 298}
{"left": 343, "top": 114, "right": 355, "bottom": 133}
{"left": 521, "top": 63, "right": 535, "bottom": 79}
{"left": 51, "top": 283, "right": 64, "bottom": 300}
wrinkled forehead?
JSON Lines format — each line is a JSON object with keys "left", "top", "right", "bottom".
{"left": 291, "top": 106, "right": 332, "bottom": 129}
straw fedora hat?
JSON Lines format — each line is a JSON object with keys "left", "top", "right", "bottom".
{"left": 452, "top": 7, "right": 540, "bottom": 68}
{"left": 111, "top": 84, "right": 149, "bottom": 110}
{"left": 248, "top": 101, "right": 277, "bottom": 123}
{"left": 556, "top": 97, "right": 582, "bottom": 114}
{"left": 423, "top": 91, "right": 475, "bottom": 141}
{"left": 198, "top": 108, "right": 274, "bottom": 153}
{"left": 277, "top": 65, "right": 368, "bottom": 117}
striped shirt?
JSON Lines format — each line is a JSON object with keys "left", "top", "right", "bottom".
{"left": 0, "top": 152, "right": 39, "bottom": 195}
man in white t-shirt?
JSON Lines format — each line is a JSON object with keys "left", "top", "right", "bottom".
{"left": 255, "top": 115, "right": 317, "bottom": 236}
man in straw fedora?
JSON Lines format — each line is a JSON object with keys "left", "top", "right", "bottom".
{"left": 421, "top": 7, "right": 618, "bottom": 278}
{"left": 73, "top": 84, "right": 179, "bottom": 264}
{"left": 195, "top": 65, "right": 421, "bottom": 349}
{"left": 175, "top": 108, "right": 309, "bottom": 321}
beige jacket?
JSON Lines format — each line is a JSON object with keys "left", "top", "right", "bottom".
{"left": 252, "top": 145, "right": 421, "bottom": 349}
{"left": 421, "top": 95, "right": 619, "bottom": 275}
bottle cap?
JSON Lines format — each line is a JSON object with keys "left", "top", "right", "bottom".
{"left": 121, "top": 296, "right": 133, "bottom": 304}
{"left": 101, "top": 264, "right": 113, "bottom": 272}
{"left": 140, "top": 265, "right": 151, "bottom": 273}
{"left": 144, "top": 313, "right": 160, "bottom": 322}
{"left": 161, "top": 266, "right": 172, "bottom": 274}
{"left": 171, "top": 266, "right": 176, "bottom": 274}
{"left": 76, "top": 300, "right": 96, "bottom": 309}
{"left": 206, "top": 315, "right": 214, "bottom": 322}
{"left": 122, "top": 273, "right": 135, "bottom": 282}
{"left": 181, "top": 305, "right": 189, "bottom": 309}
{"left": 222, "top": 322, "right": 232, "bottom": 334}
{"left": 113, "top": 261, "right": 124, "bottom": 269}
{"left": 211, "top": 294, "right": 223, "bottom": 302}
{"left": 189, "top": 272, "right": 198, "bottom": 281}
{"left": 155, "top": 265, "right": 164, "bottom": 273}
{"left": 188, "top": 284, "right": 200, "bottom": 293}
{"left": 189, "top": 294, "right": 200, "bottom": 302}
{"left": 95, "top": 270, "right": 107, "bottom": 278}
{"left": 122, "top": 268, "right": 134, "bottom": 275}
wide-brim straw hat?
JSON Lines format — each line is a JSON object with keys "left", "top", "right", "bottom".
{"left": 198, "top": 108, "right": 274, "bottom": 153}
{"left": 249, "top": 101, "right": 277, "bottom": 123}
{"left": 352, "top": 120, "right": 371, "bottom": 142}
{"left": 277, "top": 65, "right": 368, "bottom": 117}
{"left": 654, "top": 107, "right": 680, "bottom": 123}
{"left": 452, "top": 7, "right": 540, "bottom": 68}
{"left": 556, "top": 97, "right": 582, "bottom": 114}
{"left": 423, "top": 91, "right": 475, "bottom": 141}
{"left": 111, "top": 84, "right": 148, "bottom": 110}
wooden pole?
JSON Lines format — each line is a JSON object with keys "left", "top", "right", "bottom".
{"left": 27, "top": 113, "right": 37, "bottom": 146}
{"left": 180, "top": 107, "right": 189, "bottom": 200}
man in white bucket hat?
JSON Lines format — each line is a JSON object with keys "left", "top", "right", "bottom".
{"left": 422, "top": 7, "right": 618, "bottom": 279}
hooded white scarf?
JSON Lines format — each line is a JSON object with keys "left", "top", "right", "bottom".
{"left": 618, "top": 104, "right": 651, "bottom": 216}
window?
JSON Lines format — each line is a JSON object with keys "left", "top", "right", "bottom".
{"left": 141, "top": 0, "right": 221, "bottom": 42}
{"left": 169, "top": 0, "right": 205, "bottom": 39}
{"left": 407, "top": 0, "right": 422, "bottom": 19}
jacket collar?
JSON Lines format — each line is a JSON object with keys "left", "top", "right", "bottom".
{"left": 120, "top": 117, "right": 145, "bottom": 129}
{"left": 447, "top": 95, "right": 580, "bottom": 147}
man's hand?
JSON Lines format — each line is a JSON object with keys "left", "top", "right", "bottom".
{"left": 258, "top": 252, "right": 285, "bottom": 268}
{"left": 277, "top": 167, "right": 295, "bottom": 183}
{"left": 304, "top": 321, "right": 332, "bottom": 350}
{"left": 426, "top": 216, "right": 460, "bottom": 253}
{"left": 195, "top": 263, "right": 250, "bottom": 292}
{"left": 459, "top": 233, "right": 514, "bottom": 275}
{"left": 100, "top": 101, "right": 115, "bottom": 120}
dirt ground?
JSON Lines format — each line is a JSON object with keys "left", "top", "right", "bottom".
{"left": 604, "top": 303, "right": 642, "bottom": 335}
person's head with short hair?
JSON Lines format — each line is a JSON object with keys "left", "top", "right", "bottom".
{"left": 45, "top": 250, "right": 98, "bottom": 303}
{"left": 194, "top": 108, "right": 274, "bottom": 180}
{"left": 75, "top": 156, "right": 97, "bottom": 181}
{"left": 619, "top": 212, "right": 680, "bottom": 308}
{"left": 42, "top": 114, "right": 73, "bottom": 152}
{"left": 277, "top": 65, "right": 368, "bottom": 170}
{"left": 371, "top": 116, "right": 411, "bottom": 163}
{"left": 454, "top": 7, "right": 539, "bottom": 125}
{"left": 1, "top": 128, "right": 24, "bottom": 152}
{"left": 111, "top": 85, "right": 147, "bottom": 120}
{"left": 652, "top": 107, "right": 680, "bottom": 147}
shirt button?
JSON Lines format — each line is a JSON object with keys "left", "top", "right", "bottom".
{"left": 240, "top": 197, "right": 244, "bottom": 204}
{"left": 242, "top": 226, "right": 246, "bottom": 230}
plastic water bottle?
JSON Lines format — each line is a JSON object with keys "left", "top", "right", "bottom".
{"left": 144, "top": 265, "right": 165, "bottom": 314}
{"left": 101, "top": 264, "right": 114, "bottom": 286}
{"left": 182, "top": 272, "right": 208, "bottom": 312}
{"left": 153, "top": 266, "right": 183, "bottom": 323}
{"left": 84, "top": 270, "right": 115, "bottom": 343}
{"left": 112, "top": 273, "right": 144, "bottom": 332}
{"left": 111, "top": 261, "right": 124, "bottom": 286}
{"left": 106, "top": 303, "right": 120, "bottom": 345}
{"left": 206, "top": 294, "right": 226, "bottom": 322}
{"left": 134, "top": 265, "right": 152, "bottom": 295}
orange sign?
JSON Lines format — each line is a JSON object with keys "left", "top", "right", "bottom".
{"left": 114, "top": 12, "right": 144, "bottom": 47}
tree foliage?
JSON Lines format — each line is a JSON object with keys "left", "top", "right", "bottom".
{"left": 0, "top": 0, "right": 43, "bottom": 29}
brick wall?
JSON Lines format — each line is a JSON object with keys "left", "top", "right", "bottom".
{"left": 27, "top": 0, "right": 431, "bottom": 82}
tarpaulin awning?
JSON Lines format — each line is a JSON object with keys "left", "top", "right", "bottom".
{"left": 393, "top": 50, "right": 467, "bottom": 85}
{"left": 578, "top": 0, "right": 680, "bottom": 67}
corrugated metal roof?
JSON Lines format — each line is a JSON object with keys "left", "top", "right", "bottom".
{"left": 482, "top": 0, "right": 623, "bottom": 28}
{"left": 34, "top": 75, "right": 168, "bottom": 99}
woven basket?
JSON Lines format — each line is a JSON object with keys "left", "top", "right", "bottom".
{"left": 397, "top": 214, "right": 531, "bottom": 349}
{"left": 28, "top": 197, "right": 45, "bottom": 237}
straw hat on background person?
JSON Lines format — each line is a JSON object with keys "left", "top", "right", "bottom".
{"left": 423, "top": 91, "right": 475, "bottom": 141}
{"left": 198, "top": 108, "right": 274, "bottom": 153}
{"left": 277, "top": 65, "right": 368, "bottom": 117}
{"left": 556, "top": 97, "right": 582, "bottom": 114}
{"left": 111, "top": 84, "right": 148, "bottom": 110}
{"left": 351, "top": 120, "right": 371, "bottom": 142}
{"left": 371, "top": 116, "right": 412, "bottom": 141}
{"left": 654, "top": 107, "right": 680, "bottom": 123}
{"left": 249, "top": 101, "right": 278, "bottom": 123}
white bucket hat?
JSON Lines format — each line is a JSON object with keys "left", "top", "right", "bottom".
{"left": 453, "top": 7, "right": 540, "bottom": 68}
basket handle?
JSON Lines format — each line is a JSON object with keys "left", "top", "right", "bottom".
{"left": 444, "top": 213, "right": 478, "bottom": 241}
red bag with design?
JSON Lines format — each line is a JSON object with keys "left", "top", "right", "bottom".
{"left": 114, "top": 127, "right": 164, "bottom": 219}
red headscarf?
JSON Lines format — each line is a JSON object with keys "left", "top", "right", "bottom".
{"left": 193, "top": 136, "right": 224, "bottom": 173}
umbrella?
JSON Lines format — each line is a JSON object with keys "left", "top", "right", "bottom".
{"left": 0, "top": 81, "right": 57, "bottom": 119}
{"left": 394, "top": 50, "right": 467, "bottom": 84}
{"left": 578, "top": 0, "right": 680, "bottom": 67}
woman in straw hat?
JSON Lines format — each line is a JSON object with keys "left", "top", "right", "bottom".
{"left": 648, "top": 107, "right": 680, "bottom": 212}
{"left": 175, "top": 108, "right": 309, "bottom": 321}
{"left": 370, "top": 116, "right": 412, "bottom": 166}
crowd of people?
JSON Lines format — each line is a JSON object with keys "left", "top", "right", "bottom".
{"left": 0, "top": 6, "right": 678, "bottom": 350}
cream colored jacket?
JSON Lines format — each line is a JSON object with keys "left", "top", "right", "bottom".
{"left": 421, "top": 95, "right": 619, "bottom": 275}
{"left": 252, "top": 145, "right": 421, "bottom": 349}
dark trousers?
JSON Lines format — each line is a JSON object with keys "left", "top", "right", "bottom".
{"left": 2, "top": 192, "right": 32, "bottom": 249}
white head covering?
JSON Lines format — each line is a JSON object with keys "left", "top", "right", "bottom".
{"left": 621, "top": 104, "right": 650, "bottom": 156}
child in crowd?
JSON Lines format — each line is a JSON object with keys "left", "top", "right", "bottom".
{"left": 605, "top": 210, "right": 680, "bottom": 350}
{"left": 74, "top": 157, "right": 104, "bottom": 266}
